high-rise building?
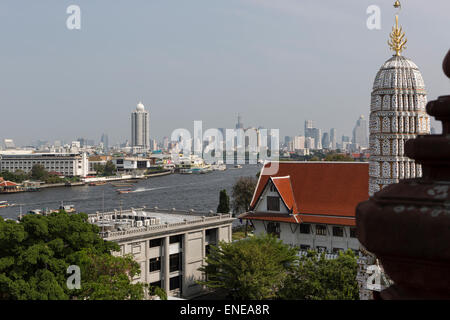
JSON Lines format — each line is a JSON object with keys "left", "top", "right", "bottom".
{"left": 292, "top": 136, "right": 305, "bottom": 150}
{"left": 131, "top": 102, "right": 150, "bottom": 152}
{"left": 322, "top": 132, "right": 330, "bottom": 149}
{"left": 368, "top": 5, "right": 430, "bottom": 196}
{"left": 312, "top": 128, "right": 322, "bottom": 150}
{"left": 330, "top": 128, "right": 337, "bottom": 150}
{"left": 304, "top": 120, "right": 314, "bottom": 138}
{"left": 236, "top": 114, "right": 243, "bottom": 129}
{"left": 101, "top": 134, "right": 109, "bottom": 152}
{"left": 352, "top": 115, "right": 368, "bottom": 148}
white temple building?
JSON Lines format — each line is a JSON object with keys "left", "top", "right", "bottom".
{"left": 368, "top": 14, "right": 431, "bottom": 195}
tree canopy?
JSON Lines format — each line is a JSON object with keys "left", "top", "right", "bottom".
{"left": 0, "top": 211, "right": 146, "bottom": 300}
{"left": 278, "top": 250, "right": 359, "bottom": 300}
{"left": 216, "top": 189, "right": 230, "bottom": 214}
{"left": 231, "top": 176, "right": 257, "bottom": 214}
{"left": 198, "top": 233, "right": 298, "bottom": 300}
{"left": 94, "top": 161, "right": 117, "bottom": 177}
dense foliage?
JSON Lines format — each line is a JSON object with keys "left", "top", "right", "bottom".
{"left": 231, "top": 176, "right": 257, "bottom": 214}
{"left": 0, "top": 211, "right": 146, "bottom": 300}
{"left": 1, "top": 164, "right": 81, "bottom": 185}
{"left": 93, "top": 161, "right": 117, "bottom": 177}
{"left": 278, "top": 250, "right": 359, "bottom": 300}
{"left": 216, "top": 189, "right": 230, "bottom": 214}
{"left": 198, "top": 234, "right": 298, "bottom": 300}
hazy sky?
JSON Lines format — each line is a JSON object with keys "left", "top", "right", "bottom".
{"left": 0, "top": 0, "right": 448, "bottom": 146}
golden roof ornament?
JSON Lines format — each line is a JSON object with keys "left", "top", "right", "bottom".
{"left": 388, "top": 1, "right": 407, "bottom": 56}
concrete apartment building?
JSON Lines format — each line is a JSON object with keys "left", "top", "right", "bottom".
{"left": 88, "top": 207, "right": 234, "bottom": 299}
{"left": 0, "top": 150, "right": 88, "bottom": 177}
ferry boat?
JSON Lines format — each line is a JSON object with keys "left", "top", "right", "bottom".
{"left": 0, "top": 201, "right": 9, "bottom": 208}
{"left": 117, "top": 188, "right": 133, "bottom": 194}
{"left": 89, "top": 181, "right": 107, "bottom": 186}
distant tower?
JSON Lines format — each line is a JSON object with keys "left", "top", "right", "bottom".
{"left": 330, "top": 128, "right": 337, "bottom": 150}
{"left": 101, "top": 134, "right": 109, "bottom": 152}
{"left": 131, "top": 102, "right": 150, "bottom": 152}
{"left": 304, "top": 120, "right": 314, "bottom": 138}
{"left": 352, "top": 115, "right": 368, "bottom": 148}
{"left": 236, "top": 114, "right": 243, "bottom": 129}
{"left": 368, "top": 2, "right": 430, "bottom": 196}
{"left": 322, "top": 132, "right": 330, "bottom": 149}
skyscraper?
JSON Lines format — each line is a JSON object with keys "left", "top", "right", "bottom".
{"left": 304, "top": 120, "right": 314, "bottom": 138}
{"left": 322, "top": 132, "right": 330, "bottom": 149}
{"left": 131, "top": 102, "right": 150, "bottom": 152}
{"left": 368, "top": 4, "right": 430, "bottom": 196}
{"left": 235, "top": 114, "right": 244, "bottom": 129}
{"left": 352, "top": 115, "right": 368, "bottom": 148}
{"left": 330, "top": 128, "right": 337, "bottom": 150}
{"left": 101, "top": 133, "right": 109, "bottom": 152}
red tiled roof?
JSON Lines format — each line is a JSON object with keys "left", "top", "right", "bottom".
{"left": 0, "top": 180, "right": 18, "bottom": 187}
{"left": 243, "top": 161, "right": 369, "bottom": 226}
{"left": 270, "top": 176, "right": 299, "bottom": 213}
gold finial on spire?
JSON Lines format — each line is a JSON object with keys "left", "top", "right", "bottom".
{"left": 388, "top": 1, "right": 407, "bottom": 56}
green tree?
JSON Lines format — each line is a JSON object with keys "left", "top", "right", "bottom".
{"left": 198, "top": 233, "right": 298, "bottom": 300}
{"left": 231, "top": 176, "right": 257, "bottom": 214}
{"left": 324, "top": 153, "right": 354, "bottom": 162}
{"left": 278, "top": 250, "right": 359, "bottom": 300}
{"left": 93, "top": 163, "right": 105, "bottom": 176}
{"left": 103, "top": 161, "right": 116, "bottom": 176}
{"left": 217, "top": 189, "right": 230, "bottom": 214}
{"left": 0, "top": 211, "right": 146, "bottom": 300}
{"left": 31, "top": 164, "right": 48, "bottom": 181}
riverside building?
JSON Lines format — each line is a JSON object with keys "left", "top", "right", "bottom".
{"left": 88, "top": 207, "right": 234, "bottom": 299}
{"left": 0, "top": 150, "right": 88, "bottom": 177}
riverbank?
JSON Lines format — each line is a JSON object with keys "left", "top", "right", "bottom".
{"left": 0, "top": 165, "right": 260, "bottom": 220}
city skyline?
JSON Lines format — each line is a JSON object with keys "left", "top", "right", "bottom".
{"left": 1, "top": 1, "right": 447, "bottom": 146}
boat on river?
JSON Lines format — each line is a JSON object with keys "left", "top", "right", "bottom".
{"left": 117, "top": 188, "right": 133, "bottom": 194}
{"left": 0, "top": 201, "right": 10, "bottom": 208}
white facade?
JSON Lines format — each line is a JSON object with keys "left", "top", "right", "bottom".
{"left": 252, "top": 221, "right": 359, "bottom": 254}
{"left": 131, "top": 102, "right": 150, "bottom": 152}
{"left": 251, "top": 181, "right": 360, "bottom": 255}
{"left": 0, "top": 151, "right": 88, "bottom": 177}
{"left": 112, "top": 157, "right": 151, "bottom": 171}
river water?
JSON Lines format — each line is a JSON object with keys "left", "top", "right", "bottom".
{"left": 0, "top": 165, "right": 261, "bottom": 220}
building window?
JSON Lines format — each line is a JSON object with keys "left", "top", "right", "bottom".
{"left": 300, "top": 224, "right": 311, "bottom": 234}
{"left": 169, "top": 276, "right": 181, "bottom": 291}
{"left": 332, "top": 226, "right": 344, "bottom": 237}
{"left": 267, "top": 196, "right": 280, "bottom": 211}
{"left": 205, "top": 244, "right": 211, "bottom": 256}
{"left": 150, "top": 280, "right": 162, "bottom": 289}
{"left": 150, "top": 238, "right": 162, "bottom": 248}
{"left": 317, "top": 246, "right": 327, "bottom": 253}
{"left": 332, "top": 248, "right": 343, "bottom": 254}
{"left": 266, "top": 222, "right": 280, "bottom": 238}
{"left": 300, "top": 244, "right": 310, "bottom": 251}
{"left": 270, "top": 183, "right": 276, "bottom": 192}
{"left": 132, "top": 244, "right": 141, "bottom": 254}
{"left": 350, "top": 228, "right": 357, "bottom": 238}
{"left": 169, "top": 253, "right": 182, "bottom": 273}
{"left": 170, "top": 235, "right": 182, "bottom": 247}
{"left": 149, "top": 257, "right": 161, "bottom": 272}
{"left": 315, "top": 225, "right": 327, "bottom": 236}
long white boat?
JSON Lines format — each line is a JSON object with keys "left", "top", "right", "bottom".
{"left": 0, "top": 201, "right": 9, "bottom": 208}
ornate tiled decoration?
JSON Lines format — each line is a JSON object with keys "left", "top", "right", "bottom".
{"left": 369, "top": 55, "right": 430, "bottom": 195}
